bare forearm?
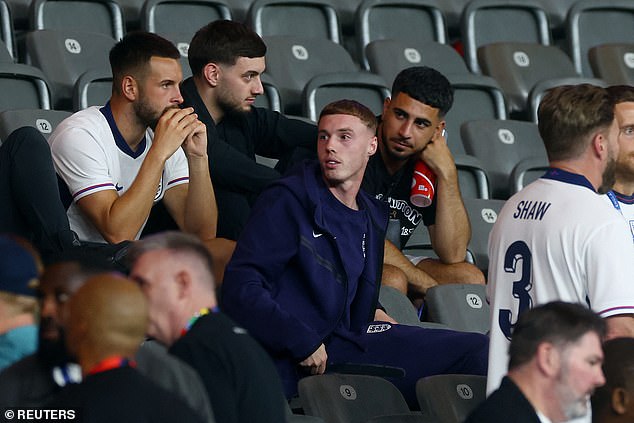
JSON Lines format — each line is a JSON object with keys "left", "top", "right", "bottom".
{"left": 384, "top": 240, "right": 437, "bottom": 294}
{"left": 431, "top": 173, "right": 471, "bottom": 263}
{"left": 88, "top": 151, "right": 166, "bottom": 243}
{"left": 183, "top": 155, "right": 217, "bottom": 239}
{"left": 605, "top": 315, "right": 634, "bottom": 339}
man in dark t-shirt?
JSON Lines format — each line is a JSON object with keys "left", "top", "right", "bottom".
{"left": 361, "top": 67, "right": 485, "bottom": 299}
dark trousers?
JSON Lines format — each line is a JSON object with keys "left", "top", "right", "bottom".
{"left": 0, "top": 126, "right": 76, "bottom": 259}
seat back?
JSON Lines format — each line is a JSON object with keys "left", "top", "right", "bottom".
{"left": 302, "top": 72, "right": 390, "bottom": 121}
{"left": 29, "top": 0, "right": 125, "bottom": 39}
{"left": 444, "top": 73, "right": 507, "bottom": 156}
{"left": 463, "top": 197, "right": 505, "bottom": 272}
{"left": 478, "top": 42, "right": 579, "bottom": 114}
{"left": 461, "top": 119, "right": 548, "bottom": 199}
{"left": 141, "top": 0, "right": 231, "bottom": 37}
{"left": 378, "top": 286, "right": 422, "bottom": 326}
{"left": 589, "top": 43, "right": 634, "bottom": 85}
{"left": 416, "top": 374, "right": 486, "bottom": 423}
{"left": 0, "top": 0, "right": 14, "bottom": 58}
{"left": 366, "top": 40, "right": 469, "bottom": 81}
{"left": 0, "top": 108, "right": 71, "bottom": 143}
{"left": 0, "top": 63, "right": 51, "bottom": 110}
{"left": 461, "top": 0, "right": 551, "bottom": 74}
{"left": 355, "top": 0, "right": 446, "bottom": 69}
{"left": 566, "top": 0, "right": 634, "bottom": 77}
{"left": 159, "top": 32, "right": 195, "bottom": 78}
{"left": 26, "top": 29, "right": 115, "bottom": 110}
{"left": 262, "top": 35, "right": 358, "bottom": 115}
{"left": 247, "top": 0, "right": 340, "bottom": 43}
{"left": 299, "top": 374, "right": 413, "bottom": 423}
{"left": 424, "top": 283, "right": 490, "bottom": 334}
{"left": 72, "top": 68, "right": 112, "bottom": 110}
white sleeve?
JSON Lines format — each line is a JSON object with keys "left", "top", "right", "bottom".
{"left": 163, "top": 146, "right": 189, "bottom": 191}
{"left": 586, "top": 219, "right": 634, "bottom": 317}
{"left": 50, "top": 126, "right": 115, "bottom": 202}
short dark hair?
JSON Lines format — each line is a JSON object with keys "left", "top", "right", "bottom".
{"left": 508, "top": 301, "right": 606, "bottom": 370}
{"left": 537, "top": 84, "right": 614, "bottom": 162}
{"left": 109, "top": 31, "right": 180, "bottom": 92}
{"left": 188, "top": 20, "right": 267, "bottom": 77}
{"left": 607, "top": 84, "right": 634, "bottom": 105}
{"left": 391, "top": 66, "right": 453, "bottom": 117}
{"left": 319, "top": 99, "right": 377, "bottom": 133}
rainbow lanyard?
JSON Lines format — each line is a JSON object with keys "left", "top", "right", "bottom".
{"left": 87, "top": 356, "right": 135, "bottom": 376}
{"left": 180, "top": 307, "right": 217, "bottom": 337}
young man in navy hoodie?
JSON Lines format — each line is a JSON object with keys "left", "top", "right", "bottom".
{"left": 221, "top": 100, "right": 488, "bottom": 406}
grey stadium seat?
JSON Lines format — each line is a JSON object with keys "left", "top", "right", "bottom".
{"left": 379, "top": 285, "right": 448, "bottom": 330}
{"left": 0, "top": 0, "right": 14, "bottom": 59}
{"left": 461, "top": 0, "right": 551, "bottom": 74}
{"left": 365, "top": 39, "right": 469, "bottom": 85}
{"left": 141, "top": 0, "right": 231, "bottom": 38}
{"left": 301, "top": 72, "right": 390, "bottom": 122}
{"left": 416, "top": 374, "right": 486, "bottom": 423}
{"left": 0, "top": 108, "right": 71, "bottom": 143}
{"left": 461, "top": 119, "right": 548, "bottom": 200}
{"left": 355, "top": 0, "right": 447, "bottom": 70}
{"left": 29, "top": 0, "right": 125, "bottom": 40}
{"left": 72, "top": 68, "right": 112, "bottom": 110}
{"left": 26, "top": 29, "right": 116, "bottom": 110}
{"left": 478, "top": 42, "right": 604, "bottom": 117}
{"left": 299, "top": 374, "right": 426, "bottom": 423}
{"left": 462, "top": 197, "right": 505, "bottom": 272}
{"left": 0, "top": 63, "right": 51, "bottom": 110}
{"left": 262, "top": 35, "right": 359, "bottom": 115}
{"left": 247, "top": 0, "right": 341, "bottom": 44}
{"left": 589, "top": 43, "right": 634, "bottom": 86}
{"left": 424, "top": 283, "right": 490, "bottom": 334}
{"left": 566, "top": 0, "right": 634, "bottom": 77}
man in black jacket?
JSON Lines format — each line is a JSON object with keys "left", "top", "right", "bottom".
{"left": 181, "top": 20, "right": 317, "bottom": 240}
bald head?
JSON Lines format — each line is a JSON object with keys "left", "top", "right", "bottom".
{"left": 65, "top": 274, "right": 148, "bottom": 370}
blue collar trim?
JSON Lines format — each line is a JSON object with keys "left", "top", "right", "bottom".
{"left": 100, "top": 101, "right": 146, "bottom": 159}
{"left": 541, "top": 168, "right": 595, "bottom": 192}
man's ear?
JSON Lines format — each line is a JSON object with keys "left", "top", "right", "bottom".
{"left": 382, "top": 97, "right": 391, "bottom": 116}
{"left": 175, "top": 270, "right": 192, "bottom": 301}
{"left": 203, "top": 62, "right": 221, "bottom": 87}
{"left": 535, "top": 342, "right": 561, "bottom": 378}
{"left": 611, "top": 387, "right": 629, "bottom": 415}
{"left": 369, "top": 135, "right": 378, "bottom": 156}
{"left": 591, "top": 131, "right": 608, "bottom": 160}
{"left": 121, "top": 75, "right": 138, "bottom": 101}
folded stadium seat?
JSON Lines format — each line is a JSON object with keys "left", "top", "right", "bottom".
{"left": 72, "top": 67, "right": 112, "bottom": 111}
{"left": 379, "top": 285, "right": 449, "bottom": 330}
{"left": 462, "top": 197, "right": 505, "bottom": 273}
{"left": 588, "top": 43, "right": 634, "bottom": 86}
{"left": 299, "top": 374, "right": 427, "bottom": 423}
{"left": 0, "top": 108, "right": 71, "bottom": 144}
{"left": 438, "top": 0, "right": 468, "bottom": 36}
{"left": 365, "top": 40, "right": 470, "bottom": 85}
{"left": 301, "top": 72, "right": 390, "bottom": 122}
{"left": 29, "top": 0, "right": 125, "bottom": 40}
{"left": 461, "top": 119, "right": 548, "bottom": 200}
{"left": 141, "top": 0, "right": 231, "bottom": 39}
{"left": 355, "top": 0, "right": 447, "bottom": 70}
{"left": 566, "top": 0, "right": 634, "bottom": 78}
{"left": 0, "top": 62, "right": 51, "bottom": 110}
{"left": 424, "top": 284, "right": 490, "bottom": 334}
{"left": 247, "top": 0, "right": 341, "bottom": 44}
{"left": 26, "top": 29, "right": 116, "bottom": 110}
{"left": 461, "top": 0, "right": 551, "bottom": 75}
{"left": 416, "top": 374, "right": 486, "bottom": 423}
{"left": 262, "top": 35, "right": 360, "bottom": 116}
{"left": 478, "top": 41, "right": 606, "bottom": 119}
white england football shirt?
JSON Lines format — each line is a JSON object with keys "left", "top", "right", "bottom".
{"left": 49, "top": 104, "right": 189, "bottom": 243}
{"left": 487, "top": 169, "right": 634, "bottom": 394}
